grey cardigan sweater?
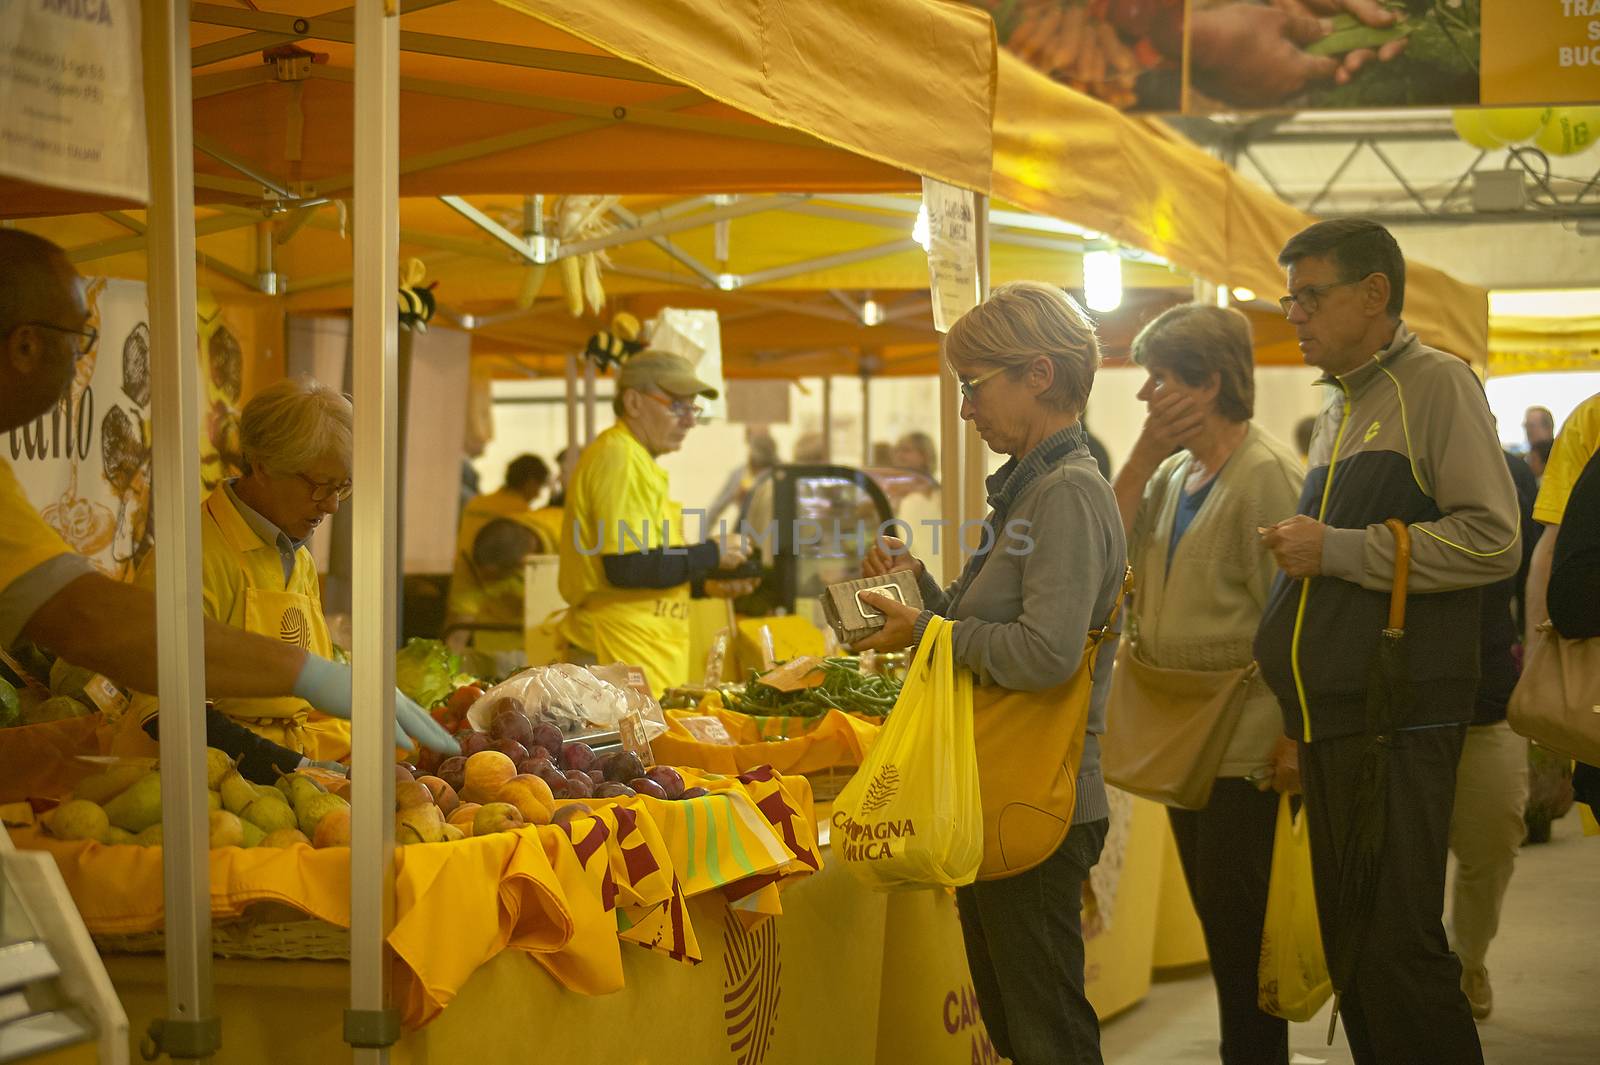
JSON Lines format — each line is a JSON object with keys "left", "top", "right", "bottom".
{"left": 914, "top": 424, "right": 1127, "bottom": 825}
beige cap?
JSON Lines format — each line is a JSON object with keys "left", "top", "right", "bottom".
{"left": 617, "top": 350, "right": 718, "bottom": 400}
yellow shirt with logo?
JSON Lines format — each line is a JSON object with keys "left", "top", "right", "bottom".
{"left": 1534, "top": 392, "right": 1600, "bottom": 524}
{"left": 558, "top": 424, "right": 692, "bottom": 693}
{"left": 118, "top": 484, "right": 348, "bottom": 760}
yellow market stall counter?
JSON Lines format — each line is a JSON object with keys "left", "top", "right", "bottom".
{"left": 9, "top": 768, "right": 820, "bottom": 1029}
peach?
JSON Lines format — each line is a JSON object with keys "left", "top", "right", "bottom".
{"left": 460, "top": 750, "right": 517, "bottom": 804}
{"left": 416, "top": 775, "right": 460, "bottom": 815}
{"left": 446, "top": 802, "right": 481, "bottom": 832}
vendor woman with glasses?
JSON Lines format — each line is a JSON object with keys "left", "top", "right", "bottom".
{"left": 557, "top": 351, "right": 759, "bottom": 694}
{"left": 116, "top": 376, "right": 359, "bottom": 769}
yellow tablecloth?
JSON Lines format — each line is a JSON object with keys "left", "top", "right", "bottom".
{"left": 652, "top": 700, "right": 881, "bottom": 775}
{"left": 12, "top": 767, "right": 819, "bottom": 1029}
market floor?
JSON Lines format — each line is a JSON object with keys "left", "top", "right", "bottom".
{"left": 1100, "top": 806, "right": 1600, "bottom": 1065}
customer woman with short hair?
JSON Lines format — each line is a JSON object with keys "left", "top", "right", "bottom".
{"left": 1109, "top": 303, "right": 1305, "bottom": 1065}
{"left": 856, "top": 281, "right": 1126, "bottom": 1065}
{"left": 116, "top": 377, "right": 362, "bottom": 777}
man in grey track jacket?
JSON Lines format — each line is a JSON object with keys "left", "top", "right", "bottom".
{"left": 1254, "top": 219, "right": 1519, "bottom": 1065}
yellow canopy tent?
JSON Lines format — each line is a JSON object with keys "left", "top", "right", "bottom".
{"left": 1489, "top": 315, "right": 1600, "bottom": 376}
{"left": 991, "top": 52, "right": 1489, "bottom": 366}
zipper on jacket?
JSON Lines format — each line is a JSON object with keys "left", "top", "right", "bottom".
{"left": 1289, "top": 381, "right": 1352, "bottom": 742}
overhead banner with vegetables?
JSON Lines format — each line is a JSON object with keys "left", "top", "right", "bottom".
{"left": 978, "top": 2, "right": 1597, "bottom": 114}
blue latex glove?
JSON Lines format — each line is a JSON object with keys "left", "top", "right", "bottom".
{"left": 292, "top": 654, "right": 460, "bottom": 756}
{"left": 297, "top": 758, "right": 350, "bottom": 776}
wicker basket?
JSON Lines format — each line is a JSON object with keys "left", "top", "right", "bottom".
{"left": 94, "top": 902, "right": 349, "bottom": 961}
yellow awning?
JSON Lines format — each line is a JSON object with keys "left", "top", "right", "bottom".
{"left": 992, "top": 52, "right": 1489, "bottom": 366}
{"left": 1489, "top": 315, "right": 1600, "bottom": 375}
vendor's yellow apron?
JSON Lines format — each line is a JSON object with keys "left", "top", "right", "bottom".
{"left": 114, "top": 486, "right": 352, "bottom": 762}
{"left": 577, "top": 500, "right": 691, "bottom": 694}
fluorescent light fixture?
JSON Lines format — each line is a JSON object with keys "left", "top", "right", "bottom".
{"left": 1215, "top": 287, "right": 1230, "bottom": 308}
{"left": 861, "top": 298, "right": 884, "bottom": 327}
{"left": 912, "top": 202, "right": 931, "bottom": 252}
{"left": 1232, "top": 287, "right": 1256, "bottom": 303}
{"left": 459, "top": 314, "right": 478, "bottom": 330}
{"left": 716, "top": 273, "right": 739, "bottom": 291}
{"left": 1082, "top": 250, "right": 1122, "bottom": 312}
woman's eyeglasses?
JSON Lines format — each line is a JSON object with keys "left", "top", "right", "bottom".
{"left": 958, "top": 365, "right": 1008, "bottom": 402}
{"left": 296, "top": 474, "right": 354, "bottom": 503}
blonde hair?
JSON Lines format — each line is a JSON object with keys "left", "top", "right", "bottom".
{"left": 240, "top": 376, "right": 353, "bottom": 476}
{"left": 943, "top": 281, "right": 1099, "bottom": 413}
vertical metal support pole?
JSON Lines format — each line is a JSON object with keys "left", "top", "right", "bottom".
{"left": 860, "top": 372, "right": 871, "bottom": 467}
{"left": 963, "top": 196, "right": 991, "bottom": 525}
{"left": 820, "top": 376, "right": 833, "bottom": 463}
{"left": 346, "top": 0, "right": 401, "bottom": 1059}
{"left": 143, "top": 0, "right": 218, "bottom": 1058}
{"left": 579, "top": 356, "right": 598, "bottom": 438}
{"left": 564, "top": 353, "right": 579, "bottom": 466}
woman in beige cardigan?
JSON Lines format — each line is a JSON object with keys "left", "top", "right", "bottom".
{"left": 1111, "top": 304, "right": 1305, "bottom": 1065}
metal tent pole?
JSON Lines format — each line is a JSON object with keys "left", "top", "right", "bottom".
{"left": 142, "top": 1, "right": 217, "bottom": 1060}
{"left": 821, "top": 376, "right": 833, "bottom": 463}
{"left": 565, "top": 352, "right": 579, "bottom": 466}
{"left": 583, "top": 358, "right": 597, "bottom": 444}
{"left": 860, "top": 370, "right": 871, "bottom": 466}
{"left": 346, "top": 0, "right": 402, "bottom": 1060}
{"left": 938, "top": 365, "right": 961, "bottom": 584}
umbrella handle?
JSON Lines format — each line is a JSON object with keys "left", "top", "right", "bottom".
{"left": 1385, "top": 518, "right": 1410, "bottom": 631}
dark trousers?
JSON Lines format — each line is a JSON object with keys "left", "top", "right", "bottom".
{"left": 954, "top": 819, "right": 1108, "bottom": 1065}
{"left": 1300, "top": 726, "right": 1484, "bottom": 1065}
{"left": 1169, "top": 779, "right": 1288, "bottom": 1065}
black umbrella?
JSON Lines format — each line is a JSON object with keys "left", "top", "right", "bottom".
{"left": 1326, "top": 518, "right": 1412, "bottom": 1044}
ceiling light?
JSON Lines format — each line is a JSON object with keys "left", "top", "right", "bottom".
{"left": 1232, "top": 287, "right": 1256, "bottom": 303}
{"left": 861, "top": 298, "right": 884, "bottom": 327}
{"left": 1082, "top": 250, "right": 1122, "bottom": 313}
{"left": 716, "top": 273, "right": 739, "bottom": 291}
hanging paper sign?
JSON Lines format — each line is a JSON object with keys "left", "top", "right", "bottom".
{"left": 0, "top": 0, "right": 149, "bottom": 203}
{"left": 922, "top": 177, "right": 980, "bottom": 334}
{"left": 648, "top": 308, "right": 727, "bottom": 422}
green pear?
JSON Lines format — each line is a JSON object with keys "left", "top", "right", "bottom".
{"left": 134, "top": 823, "right": 164, "bottom": 847}
{"left": 209, "top": 810, "right": 245, "bottom": 849}
{"left": 208, "top": 790, "right": 222, "bottom": 812}
{"left": 103, "top": 772, "right": 162, "bottom": 833}
{"left": 294, "top": 791, "right": 351, "bottom": 837}
{"left": 48, "top": 799, "right": 110, "bottom": 841}
{"left": 395, "top": 803, "right": 446, "bottom": 845}
{"left": 72, "top": 763, "right": 151, "bottom": 805}
{"left": 205, "top": 748, "right": 235, "bottom": 789}
{"left": 240, "top": 820, "right": 266, "bottom": 848}
{"left": 98, "top": 826, "right": 136, "bottom": 846}
{"left": 276, "top": 771, "right": 327, "bottom": 807}
{"left": 218, "top": 769, "right": 257, "bottom": 816}
{"left": 242, "top": 793, "right": 298, "bottom": 834}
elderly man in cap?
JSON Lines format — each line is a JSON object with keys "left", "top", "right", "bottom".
{"left": 557, "top": 351, "right": 756, "bottom": 692}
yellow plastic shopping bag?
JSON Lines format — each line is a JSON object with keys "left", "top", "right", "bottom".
{"left": 831, "top": 616, "right": 982, "bottom": 890}
{"left": 1258, "top": 793, "right": 1332, "bottom": 1022}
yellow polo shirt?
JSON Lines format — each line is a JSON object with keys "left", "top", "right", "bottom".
{"left": 1534, "top": 392, "right": 1600, "bottom": 524}
{"left": 0, "top": 457, "right": 94, "bottom": 648}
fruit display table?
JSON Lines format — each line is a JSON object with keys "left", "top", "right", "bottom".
{"left": 8, "top": 768, "right": 821, "bottom": 1030}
